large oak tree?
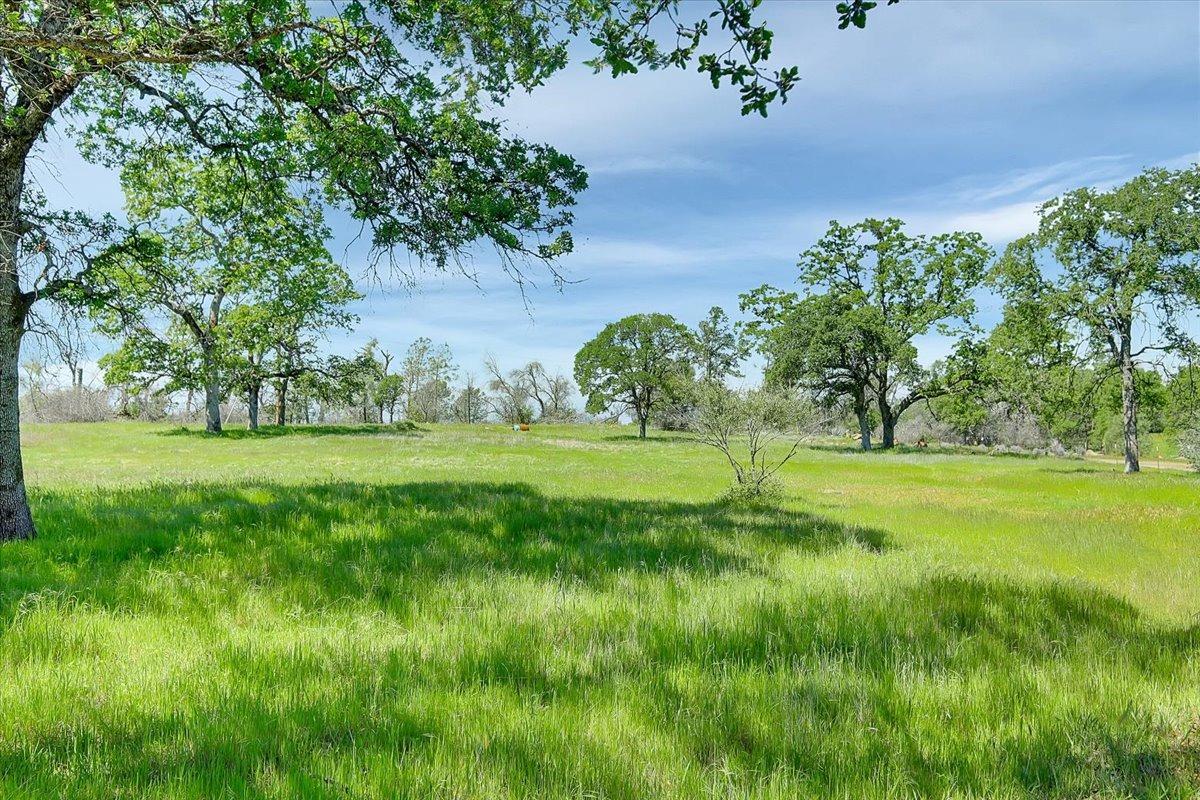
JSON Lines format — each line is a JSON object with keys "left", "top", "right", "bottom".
{"left": 744, "top": 218, "right": 991, "bottom": 449}
{"left": 993, "top": 166, "right": 1200, "bottom": 473}
{"left": 574, "top": 312, "right": 694, "bottom": 438}
{"left": 741, "top": 287, "right": 878, "bottom": 449}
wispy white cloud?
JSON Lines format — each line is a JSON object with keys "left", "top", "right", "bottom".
{"left": 1157, "top": 151, "right": 1200, "bottom": 171}
{"left": 904, "top": 201, "right": 1042, "bottom": 243}
{"left": 937, "top": 156, "right": 1132, "bottom": 205}
{"left": 888, "top": 151, "right": 1196, "bottom": 242}
{"left": 587, "top": 154, "right": 721, "bottom": 176}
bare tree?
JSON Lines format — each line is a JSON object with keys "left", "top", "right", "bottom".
{"left": 693, "top": 382, "right": 820, "bottom": 499}
{"left": 453, "top": 373, "right": 487, "bottom": 424}
{"left": 517, "top": 361, "right": 577, "bottom": 421}
{"left": 484, "top": 355, "right": 533, "bottom": 424}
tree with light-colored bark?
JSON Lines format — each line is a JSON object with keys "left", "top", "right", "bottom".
{"left": 993, "top": 166, "right": 1200, "bottom": 473}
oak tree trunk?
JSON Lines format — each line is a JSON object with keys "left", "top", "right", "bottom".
{"left": 878, "top": 398, "right": 896, "bottom": 449}
{"left": 204, "top": 379, "right": 222, "bottom": 433}
{"left": 247, "top": 382, "right": 260, "bottom": 430}
{"left": 1119, "top": 335, "right": 1140, "bottom": 474}
{"left": 202, "top": 345, "right": 222, "bottom": 433}
{"left": 0, "top": 155, "right": 34, "bottom": 540}
{"left": 638, "top": 413, "right": 648, "bottom": 439}
{"left": 855, "top": 394, "right": 873, "bottom": 451}
{"left": 0, "top": 318, "right": 34, "bottom": 541}
{"left": 275, "top": 378, "right": 288, "bottom": 426}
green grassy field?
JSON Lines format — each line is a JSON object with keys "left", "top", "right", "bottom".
{"left": 1, "top": 422, "right": 1197, "bottom": 799}
{"left": 1141, "top": 432, "right": 1184, "bottom": 462}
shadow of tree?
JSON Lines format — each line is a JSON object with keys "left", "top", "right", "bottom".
{"left": 816, "top": 441, "right": 1057, "bottom": 460}
{"left": 1041, "top": 465, "right": 1110, "bottom": 475}
{"left": 600, "top": 434, "right": 696, "bottom": 444}
{"left": 630, "top": 575, "right": 1199, "bottom": 797}
{"left": 157, "top": 422, "right": 423, "bottom": 440}
{"left": 802, "top": 441, "right": 1068, "bottom": 463}
{"left": 4, "top": 481, "right": 889, "bottom": 617}
{"left": 2, "top": 481, "right": 1197, "bottom": 798}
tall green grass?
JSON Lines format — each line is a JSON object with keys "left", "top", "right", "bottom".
{"left": 2, "top": 423, "right": 1197, "bottom": 798}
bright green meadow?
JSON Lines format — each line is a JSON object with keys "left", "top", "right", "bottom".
{"left": 1, "top": 422, "right": 1197, "bottom": 798}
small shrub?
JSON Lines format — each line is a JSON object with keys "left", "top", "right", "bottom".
{"left": 693, "top": 382, "right": 820, "bottom": 499}
{"left": 1180, "top": 427, "right": 1200, "bottom": 471}
{"left": 20, "top": 387, "right": 114, "bottom": 423}
{"left": 515, "top": 404, "right": 535, "bottom": 425}
{"left": 717, "top": 476, "right": 785, "bottom": 507}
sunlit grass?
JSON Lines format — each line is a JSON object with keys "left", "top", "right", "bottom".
{"left": 2, "top": 422, "right": 1198, "bottom": 798}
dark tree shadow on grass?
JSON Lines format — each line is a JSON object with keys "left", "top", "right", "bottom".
{"left": 600, "top": 434, "right": 696, "bottom": 444}
{"left": 803, "top": 441, "right": 1050, "bottom": 461}
{"left": 1040, "top": 465, "right": 1111, "bottom": 475}
{"left": 635, "top": 574, "right": 1199, "bottom": 797}
{"left": 157, "top": 422, "right": 423, "bottom": 440}
{"left": 2, "top": 481, "right": 889, "bottom": 617}
{"left": 4, "top": 558, "right": 1196, "bottom": 798}
{"left": 2, "top": 482, "right": 1198, "bottom": 798}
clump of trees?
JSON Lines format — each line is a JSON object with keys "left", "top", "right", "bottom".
{"left": 990, "top": 167, "right": 1200, "bottom": 473}
{"left": 484, "top": 358, "right": 577, "bottom": 424}
{"left": 18, "top": 359, "right": 110, "bottom": 423}
{"left": 271, "top": 337, "right": 460, "bottom": 426}
{"left": 572, "top": 307, "right": 749, "bottom": 436}
{"left": 90, "top": 153, "right": 360, "bottom": 434}
{"left": 741, "top": 218, "right": 991, "bottom": 450}
{"left": 729, "top": 166, "right": 1199, "bottom": 469}
{"left": 35, "top": 164, "right": 1200, "bottom": 480}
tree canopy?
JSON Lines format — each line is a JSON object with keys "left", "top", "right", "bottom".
{"left": 692, "top": 305, "right": 748, "bottom": 382}
{"left": 574, "top": 312, "right": 695, "bottom": 438}
{"left": 743, "top": 218, "right": 991, "bottom": 449}
{"left": 992, "top": 166, "right": 1200, "bottom": 472}
{"left": 742, "top": 288, "right": 878, "bottom": 449}
{"left": 87, "top": 152, "right": 348, "bottom": 432}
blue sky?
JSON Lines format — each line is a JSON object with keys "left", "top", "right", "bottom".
{"left": 36, "top": 0, "right": 1200, "bottom": 386}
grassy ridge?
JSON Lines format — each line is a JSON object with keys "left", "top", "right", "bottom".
{"left": 2, "top": 423, "right": 1198, "bottom": 798}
